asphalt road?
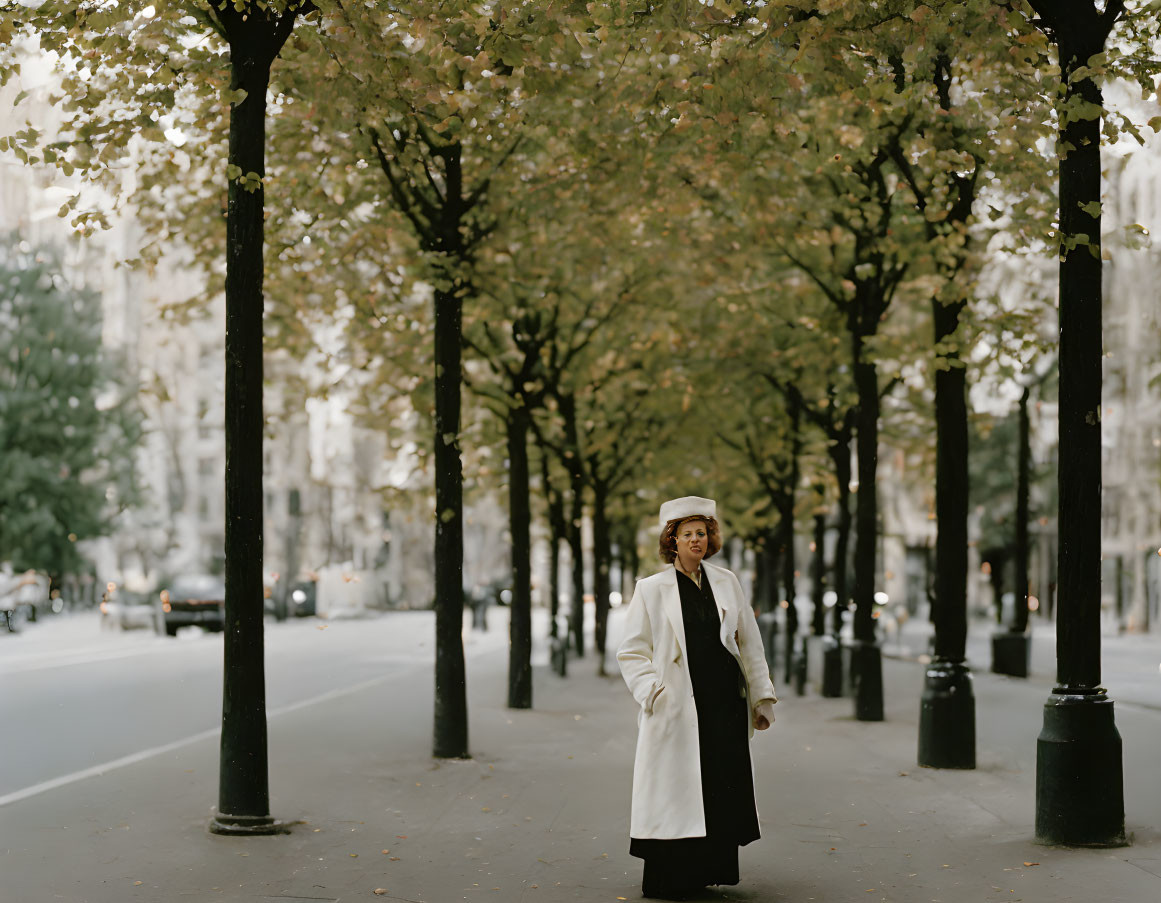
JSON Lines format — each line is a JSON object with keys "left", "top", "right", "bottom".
{"left": 0, "top": 611, "right": 505, "bottom": 802}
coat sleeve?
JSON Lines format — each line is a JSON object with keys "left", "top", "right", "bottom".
{"left": 731, "top": 570, "right": 777, "bottom": 706}
{"left": 617, "top": 580, "right": 665, "bottom": 715}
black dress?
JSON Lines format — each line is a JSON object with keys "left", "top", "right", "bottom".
{"left": 629, "top": 568, "right": 759, "bottom": 899}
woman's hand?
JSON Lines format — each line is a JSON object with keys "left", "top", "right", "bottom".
{"left": 753, "top": 700, "right": 776, "bottom": 731}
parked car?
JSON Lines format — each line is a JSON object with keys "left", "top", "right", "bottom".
{"left": 160, "top": 574, "right": 225, "bottom": 636}
{"left": 100, "top": 585, "right": 161, "bottom": 632}
{"left": 289, "top": 581, "right": 317, "bottom": 617}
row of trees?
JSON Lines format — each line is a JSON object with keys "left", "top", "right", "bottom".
{"left": 4, "top": 0, "right": 1158, "bottom": 843}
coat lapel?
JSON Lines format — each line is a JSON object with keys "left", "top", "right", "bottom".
{"left": 704, "top": 564, "right": 741, "bottom": 657}
{"left": 660, "top": 568, "right": 688, "bottom": 664}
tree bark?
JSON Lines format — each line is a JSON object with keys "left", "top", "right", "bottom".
{"left": 432, "top": 272, "right": 468, "bottom": 756}
{"left": 215, "top": 16, "right": 286, "bottom": 829}
{"left": 1051, "top": 16, "right": 1107, "bottom": 693}
{"left": 1029, "top": 0, "right": 1125, "bottom": 847}
{"left": 558, "top": 393, "right": 587, "bottom": 656}
{"left": 852, "top": 346, "right": 880, "bottom": 644}
{"left": 1013, "top": 385, "right": 1032, "bottom": 633}
{"left": 931, "top": 298, "right": 969, "bottom": 663}
{"left": 780, "top": 393, "right": 802, "bottom": 683}
{"left": 811, "top": 511, "right": 827, "bottom": 636}
{"left": 506, "top": 405, "right": 532, "bottom": 709}
{"left": 592, "top": 480, "right": 612, "bottom": 676}
{"left": 538, "top": 450, "right": 564, "bottom": 638}
{"left": 830, "top": 436, "right": 853, "bottom": 637}
{"left": 566, "top": 483, "right": 585, "bottom": 656}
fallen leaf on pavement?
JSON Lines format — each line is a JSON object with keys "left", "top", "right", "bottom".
{"left": 390, "top": 857, "right": 400, "bottom": 861}
{"left": 1023, "top": 862, "right": 1039, "bottom": 867}
{"left": 374, "top": 890, "right": 387, "bottom": 896}
{"left": 382, "top": 850, "right": 390, "bottom": 855}
{"left": 133, "top": 881, "right": 143, "bottom": 886}
{"left": 350, "top": 853, "right": 358, "bottom": 858}
{"left": 396, "top": 835, "right": 407, "bottom": 839}
{"left": 898, "top": 771, "right": 909, "bottom": 777}
{"left": 316, "top": 625, "right": 328, "bottom": 630}
{"left": 482, "top": 807, "right": 491, "bottom": 812}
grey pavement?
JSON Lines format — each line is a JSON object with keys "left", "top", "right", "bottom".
{"left": 881, "top": 613, "right": 1161, "bottom": 711}
{"left": 1, "top": 607, "right": 1159, "bottom": 903}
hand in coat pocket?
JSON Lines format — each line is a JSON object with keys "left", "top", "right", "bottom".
{"left": 753, "top": 700, "right": 776, "bottom": 731}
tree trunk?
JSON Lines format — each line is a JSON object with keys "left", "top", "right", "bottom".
{"left": 986, "top": 550, "right": 1007, "bottom": 624}
{"left": 851, "top": 327, "right": 885, "bottom": 721}
{"left": 507, "top": 406, "right": 532, "bottom": 709}
{"left": 1031, "top": 0, "right": 1124, "bottom": 846}
{"left": 432, "top": 273, "right": 468, "bottom": 755}
{"left": 592, "top": 481, "right": 612, "bottom": 676}
{"left": 931, "top": 299, "right": 970, "bottom": 662}
{"left": 567, "top": 483, "right": 585, "bottom": 656}
{"left": 539, "top": 450, "right": 564, "bottom": 638}
{"left": 811, "top": 511, "right": 827, "bottom": 636}
{"left": 782, "top": 396, "right": 802, "bottom": 683}
{"left": 427, "top": 136, "right": 471, "bottom": 758}
{"left": 213, "top": 8, "right": 301, "bottom": 834}
{"left": 782, "top": 513, "right": 798, "bottom": 686}
{"left": 558, "top": 394, "right": 587, "bottom": 656}
{"left": 830, "top": 437, "right": 853, "bottom": 637}
{"left": 1052, "top": 19, "right": 1106, "bottom": 694}
{"left": 625, "top": 525, "right": 640, "bottom": 587}
{"left": 1013, "top": 386, "right": 1032, "bottom": 633}
{"left": 852, "top": 351, "right": 880, "bottom": 644}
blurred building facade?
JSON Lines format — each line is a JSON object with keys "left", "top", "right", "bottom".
{"left": 0, "top": 51, "right": 511, "bottom": 612}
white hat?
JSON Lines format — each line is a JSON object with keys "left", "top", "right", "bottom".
{"left": 658, "top": 496, "right": 717, "bottom": 529}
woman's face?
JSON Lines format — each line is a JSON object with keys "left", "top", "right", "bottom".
{"left": 675, "top": 519, "right": 708, "bottom": 569}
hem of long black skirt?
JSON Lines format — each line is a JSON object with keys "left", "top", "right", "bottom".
{"left": 630, "top": 835, "right": 750, "bottom": 898}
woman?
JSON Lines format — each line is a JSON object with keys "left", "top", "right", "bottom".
{"left": 618, "top": 496, "right": 777, "bottom": 900}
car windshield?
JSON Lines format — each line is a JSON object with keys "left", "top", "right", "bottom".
{"left": 168, "top": 576, "right": 225, "bottom": 600}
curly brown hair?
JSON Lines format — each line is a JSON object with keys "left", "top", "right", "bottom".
{"left": 658, "top": 516, "right": 723, "bottom": 563}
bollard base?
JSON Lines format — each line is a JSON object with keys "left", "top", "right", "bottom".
{"left": 793, "top": 638, "right": 808, "bottom": 696}
{"left": 918, "top": 659, "right": 976, "bottom": 769}
{"left": 821, "top": 637, "right": 844, "bottom": 697}
{"left": 850, "top": 640, "right": 884, "bottom": 721}
{"left": 549, "top": 636, "right": 567, "bottom": 677}
{"left": 992, "top": 630, "right": 1031, "bottom": 677}
{"left": 1035, "top": 690, "right": 1126, "bottom": 847}
{"left": 209, "top": 811, "right": 291, "bottom": 836}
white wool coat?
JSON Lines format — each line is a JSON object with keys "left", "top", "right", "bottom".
{"left": 617, "top": 561, "right": 777, "bottom": 840}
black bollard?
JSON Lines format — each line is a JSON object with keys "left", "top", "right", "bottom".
{"left": 918, "top": 659, "right": 976, "bottom": 769}
{"left": 821, "top": 636, "right": 844, "bottom": 697}
{"left": 991, "top": 630, "right": 1031, "bottom": 678}
{"left": 850, "top": 640, "right": 883, "bottom": 721}
{"left": 1036, "top": 691, "right": 1125, "bottom": 845}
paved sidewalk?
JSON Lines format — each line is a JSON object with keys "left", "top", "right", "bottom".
{"left": 2, "top": 607, "right": 1160, "bottom": 903}
{"left": 882, "top": 614, "right": 1161, "bottom": 712}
